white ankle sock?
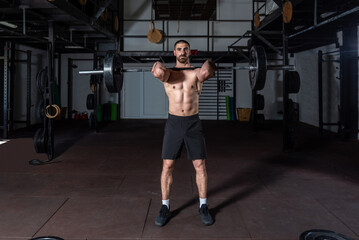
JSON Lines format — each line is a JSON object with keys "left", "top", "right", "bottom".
{"left": 162, "top": 199, "right": 170, "bottom": 209}
{"left": 199, "top": 198, "right": 207, "bottom": 207}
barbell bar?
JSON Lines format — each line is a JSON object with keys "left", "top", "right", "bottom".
{"left": 80, "top": 65, "right": 294, "bottom": 75}
{"left": 79, "top": 46, "right": 295, "bottom": 92}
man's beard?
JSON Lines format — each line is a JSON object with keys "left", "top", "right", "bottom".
{"left": 177, "top": 55, "right": 188, "bottom": 64}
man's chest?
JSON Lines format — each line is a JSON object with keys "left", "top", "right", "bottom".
{"left": 166, "top": 71, "right": 198, "bottom": 90}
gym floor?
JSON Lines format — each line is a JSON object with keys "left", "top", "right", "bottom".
{"left": 1, "top": 120, "right": 359, "bottom": 240}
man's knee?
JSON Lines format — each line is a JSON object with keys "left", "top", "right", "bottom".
{"left": 162, "top": 159, "right": 175, "bottom": 172}
{"left": 193, "top": 159, "right": 206, "bottom": 171}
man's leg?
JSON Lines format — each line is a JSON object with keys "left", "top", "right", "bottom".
{"left": 155, "top": 159, "right": 175, "bottom": 227}
{"left": 193, "top": 159, "right": 214, "bottom": 226}
{"left": 161, "top": 159, "right": 175, "bottom": 201}
{"left": 192, "top": 159, "right": 207, "bottom": 199}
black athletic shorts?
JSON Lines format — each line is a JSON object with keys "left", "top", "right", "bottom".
{"left": 162, "top": 113, "right": 207, "bottom": 160}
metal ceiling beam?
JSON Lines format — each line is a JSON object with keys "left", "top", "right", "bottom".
{"left": 289, "top": 5, "right": 359, "bottom": 38}
{"left": 0, "top": 25, "right": 48, "bottom": 43}
{"left": 48, "top": 0, "right": 116, "bottom": 41}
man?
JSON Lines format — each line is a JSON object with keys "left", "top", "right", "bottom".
{"left": 152, "top": 40, "right": 216, "bottom": 226}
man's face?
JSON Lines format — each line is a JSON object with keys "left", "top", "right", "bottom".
{"left": 174, "top": 42, "right": 190, "bottom": 64}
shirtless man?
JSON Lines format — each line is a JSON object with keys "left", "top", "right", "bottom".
{"left": 152, "top": 40, "right": 216, "bottom": 226}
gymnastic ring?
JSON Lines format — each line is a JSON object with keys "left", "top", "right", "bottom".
{"left": 45, "top": 104, "right": 60, "bottom": 119}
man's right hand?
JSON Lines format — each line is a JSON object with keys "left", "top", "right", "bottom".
{"left": 206, "top": 59, "right": 218, "bottom": 72}
{"left": 152, "top": 61, "right": 166, "bottom": 73}
{"left": 152, "top": 61, "right": 171, "bottom": 82}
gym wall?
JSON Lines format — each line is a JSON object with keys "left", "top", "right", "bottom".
{"left": 10, "top": 1, "right": 359, "bottom": 138}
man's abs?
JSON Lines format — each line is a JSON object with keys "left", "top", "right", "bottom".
{"left": 164, "top": 71, "right": 201, "bottom": 116}
{"left": 168, "top": 96, "right": 199, "bottom": 116}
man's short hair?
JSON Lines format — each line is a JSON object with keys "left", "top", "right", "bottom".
{"left": 174, "top": 39, "right": 190, "bottom": 49}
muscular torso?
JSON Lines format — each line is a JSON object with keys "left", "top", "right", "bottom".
{"left": 164, "top": 69, "right": 203, "bottom": 116}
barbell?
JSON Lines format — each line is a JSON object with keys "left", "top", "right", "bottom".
{"left": 79, "top": 46, "right": 295, "bottom": 92}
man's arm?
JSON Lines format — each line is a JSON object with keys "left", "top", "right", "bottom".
{"left": 152, "top": 61, "right": 171, "bottom": 82}
{"left": 196, "top": 59, "right": 218, "bottom": 82}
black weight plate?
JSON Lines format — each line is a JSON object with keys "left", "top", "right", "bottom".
{"left": 300, "top": 230, "right": 353, "bottom": 240}
{"left": 29, "top": 237, "right": 64, "bottom": 240}
{"left": 86, "top": 93, "right": 95, "bottom": 110}
{"left": 255, "top": 94, "right": 265, "bottom": 110}
{"left": 249, "top": 48, "right": 257, "bottom": 89}
{"left": 286, "top": 71, "right": 301, "bottom": 93}
{"left": 104, "top": 50, "right": 123, "bottom": 93}
{"left": 104, "top": 50, "right": 117, "bottom": 93}
{"left": 34, "top": 128, "right": 47, "bottom": 154}
{"left": 249, "top": 45, "right": 267, "bottom": 91}
{"left": 114, "top": 51, "right": 124, "bottom": 92}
